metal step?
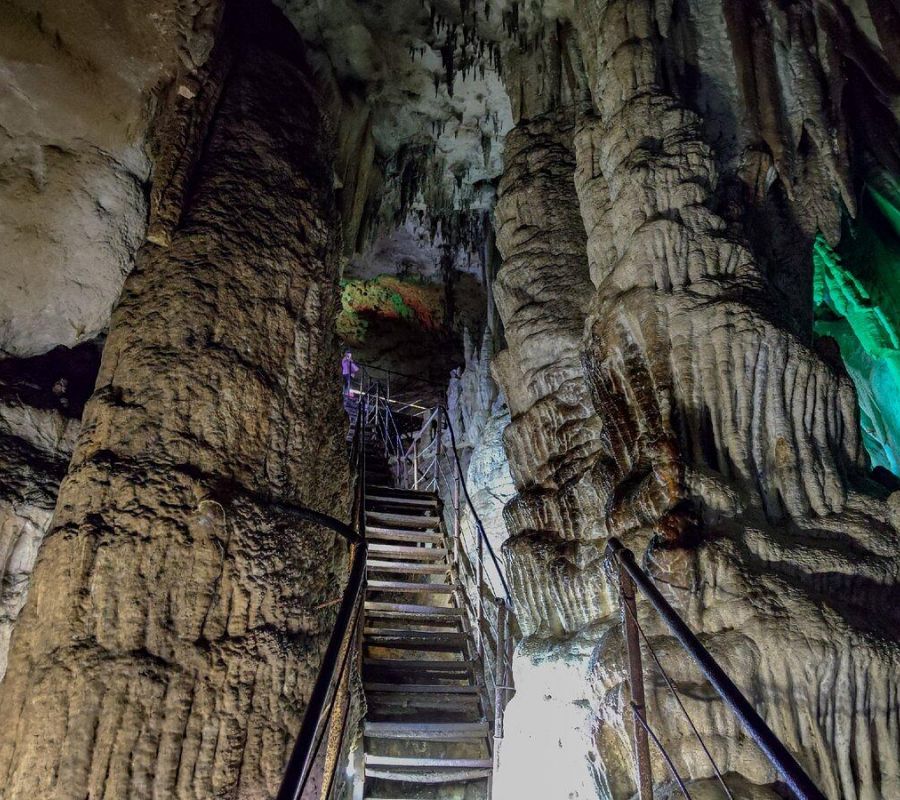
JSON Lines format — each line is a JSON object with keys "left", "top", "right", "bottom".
{"left": 364, "top": 695, "right": 481, "bottom": 714}
{"left": 365, "top": 755, "right": 493, "bottom": 768}
{"left": 366, "top": 511, "right": 440, "bottom": 529}
{"left": 364, "top": 721, "right": 489, "bottom": 741}
{"left": 364, "top": 601, "right": 461, "bottom": 620}
{"left": 364, "top": 755, "right": 492, "bottom": 784}
{"left": 367, "top": 560, "right": 448, "bottom": 575}
{"left": 367, "top": 581, "right": 454, "bottom": 595}
{"left": 363, "top": 659, "right": 475, "bottom": 673}
{"left": 364, "top": 683, "right": 479, "bottom": 695}
{"left": 364, "top": 630, "right": 467, "bottom": 651}
{"left": 366, "top": 494, "right": 438, "bottom": 508}
{"left": 368, "top": 544, "right": 447, "bottom": 561}
{"left": 364, "top": 486, "right": 438, "bottom": 500}
{"left": 366, "top": 527, "right": 444, "bottom": 544}
{"left": 363, "top": 768, "right": 492, "bottom": 784}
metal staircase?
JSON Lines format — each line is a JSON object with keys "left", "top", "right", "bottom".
{"left": 362, "top": 483, "right": 493, "bottom": 797}
{"left": 358, "top": 398, "right": 494, "bottom": 798}
{"left": 276, "top": 367, "right": 828, "bottom": 800}
{"left": 275, "top": 379, "right": 510, "bottom": 800}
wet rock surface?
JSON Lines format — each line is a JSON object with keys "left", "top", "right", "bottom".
{"left": 486, "top": 2, "right": 900, "bottom": 799}
{"left": 2, "top": 0, "right": 900, "bottom": 798}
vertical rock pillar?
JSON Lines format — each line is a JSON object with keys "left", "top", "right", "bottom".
{"left": 0, "top": 3, "right": 349, "bottom": 798}
{"left": 569, "top": 1, "right": 900, "bottom": 797}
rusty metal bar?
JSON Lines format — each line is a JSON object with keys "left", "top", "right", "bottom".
{"left": 619, "top": 557, "right": 654, "bottom": 800}
{"left": 476, "top": 525, "right": 484, "bottom": 657}
{"left": 492, "top": 599, "right": 508, "bottom": 771}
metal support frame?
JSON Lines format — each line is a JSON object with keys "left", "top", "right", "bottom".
{"left": 492, "top": 599, "right": 508, "bottom": 776}
{"left": 346, "top": 377, "right": 517, "bottom": 800}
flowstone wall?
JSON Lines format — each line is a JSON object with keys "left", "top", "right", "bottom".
{"left": 487, "top": 2, "right": 900, "bottom": 799}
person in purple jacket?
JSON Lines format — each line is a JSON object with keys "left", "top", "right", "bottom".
{"left": 341, "top": 350, "right": 359, "bottom": 395}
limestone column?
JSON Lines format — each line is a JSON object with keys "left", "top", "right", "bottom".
{"left": 0, "top": 3, "right": 350, "bottom": 798}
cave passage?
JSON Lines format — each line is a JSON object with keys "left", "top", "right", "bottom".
{"left": 2, "top": 1, "right": 900, "bottom": 799}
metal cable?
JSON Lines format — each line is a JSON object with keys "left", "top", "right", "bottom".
{"left": 631, "top": 702, "right": 694, "bottom": 800}
{"left": 621, "top": 597, "right": 735, "bottom": 800}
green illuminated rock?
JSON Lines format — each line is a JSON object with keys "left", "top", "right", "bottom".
{"left": 813, "top": 180, "right": 900, "bottom": 474}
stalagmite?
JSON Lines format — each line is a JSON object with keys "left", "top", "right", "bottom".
{"left": 490, "top": 1, "right": 900, "bottom": 798}
{"left": 0, "top": 3, "right": 349, "bottom": 797}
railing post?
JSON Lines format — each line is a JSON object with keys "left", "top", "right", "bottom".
{"left": 607, "top": 539, "right": 826, "bottom": 800}
{"left": 619, "top": 561, "right": 654, "bottom": 800}
{"left": 452, "top": 470, "right": 461, "bottom": 566}
{"left": 434, "top": 413, "right": 442, "bottom": 490}
{"left": 476, "top": 524, "right": 484, "bottom": 658}
{"left": 492, "top": 599, "right": 508, "bottom": 774}
{"left": 413, "top": 439, "right": 419, "bottom": 489}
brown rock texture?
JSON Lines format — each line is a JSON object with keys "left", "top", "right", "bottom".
{"left": 0, "top": 0, "right": 184, "bottom": 356}
{"left": 0, "top": 3, "right": 350, "bottom": 798}
{"left": 0, "top": 342, "right": 101, "bottom": 681}
{"left": 492, "top": 112, "right": 611, "bottom": 639}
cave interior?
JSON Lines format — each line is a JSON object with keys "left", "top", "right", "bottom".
{"left": 1, "top": 1, "right": 900, "bottom": 799}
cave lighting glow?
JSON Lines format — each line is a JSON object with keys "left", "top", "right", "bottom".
{"left": 813, "top": 179, "right": 900, "bottom": 476}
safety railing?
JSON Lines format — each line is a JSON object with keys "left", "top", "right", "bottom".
{"left": 436, "top": 405, "right": 515, "bottom": 776}
{"left": 605, "top": 538, "right": 827, "bottom": 800}
{"left": 276, "top": 396, "right": 368, "bottom": 800}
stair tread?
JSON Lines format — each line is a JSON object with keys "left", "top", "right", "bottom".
{"left": 367, "top": 560, "right": 448, "bottom": 574}
{"left": 365, "top": 601, "right": 460, "bottom": 615}
{"left": 366, "top": 756, "right": 492, "bottom": 768}
{"left": 364, "top": 767, "right": 492, "bottom": 784}
{"left": 366, "top": 511, "right": 440, "bottom": 528}
{"left": 365, "top": 486, "right": 438, "bottom": 499}
{"left": 364, "top": 628, "right": 465, "bottom": 641}
{"left": 366, "top": 602, "right": 463, "bottom": 624}
{"left": 365, "top": 639, "right": 466, "bottom": 652}
{"left": 368, "top": 544, "right": 447, "bottom": 561}
{"left": 364, "top": 683, "right": 479, "bottom": 694}
{"left": 368, "top": 581, "right": 454, "bottom": 594}
{"left": 364, "top": 721, "right": 489, "bottom": 740}
{"left": 366, "top": 495, "right": 438, "bottom": 507}
{"left": 364, "top": 658, "right": 474, "bottom": 671}
{"left": 366, "top": 528, "right": 444, "bottom": 544}
{"left": 365, "top": 768, "right": 491, "bottom": 785}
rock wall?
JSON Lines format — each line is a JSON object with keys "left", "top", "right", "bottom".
{"left": 0, "top": 0, "right": 222, "bottom": 357}
{"left": 0, "top": 417, "right": 73, "bottom": 681}
{"left": 489, "top": 2, "right": 900, "bottom": 799}
{"left": 0, "top": 4, "right": 350, "bottom": 798}
{"left": 0, "top": 342, "right": 99, "bottom": 680}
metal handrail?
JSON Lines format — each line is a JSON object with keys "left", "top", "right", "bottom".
{"left": 355, "top": 360, "right": 445, "bottom": 388}
{"left": 276, "top": 396, "right": 368, "bottom": 800}
{"left": 439, "top": 405, "right": 512, "bottom": 604}
{"left": 605, "top": 538, "right": 827, "bottom": 800}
